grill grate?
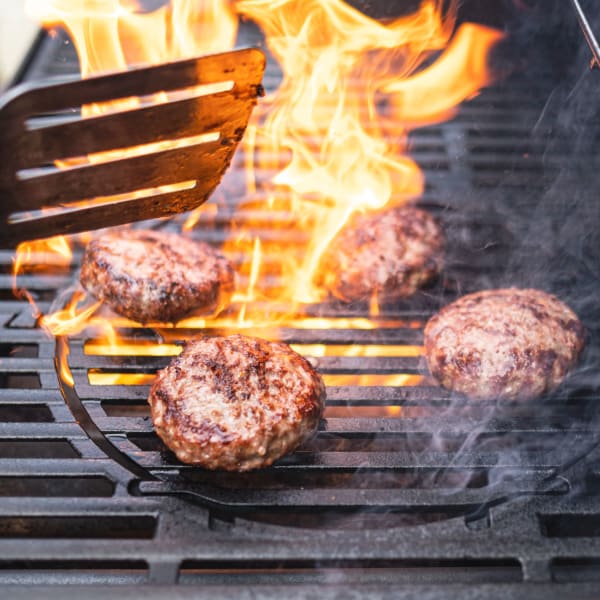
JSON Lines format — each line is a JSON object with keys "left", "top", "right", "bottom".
{"left": 2, "top": 11, "right": 600, "bottom": 596}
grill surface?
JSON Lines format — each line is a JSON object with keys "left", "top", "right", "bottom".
{"left": 2, "top": 5, "right": 600, "bottom": 597}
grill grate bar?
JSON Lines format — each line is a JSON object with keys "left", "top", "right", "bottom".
{"left": 0, "top": 458, "right": 129, "bottom": 476}
{"left": 0, "top": 423, "right": 88, "bottom": 438}
{"left": 136, "top": 480, "right": 567, "bottom": 510}
{"left": 98, "top": 416, "right": 600, "bottom": 436}
{"left": 131, "top": 449, "right": 568, "bottom": 471}
{"left": 70, "top": 355, "right": 423, "bottom": 374}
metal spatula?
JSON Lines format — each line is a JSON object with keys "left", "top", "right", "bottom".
{"left": 0, "top": 47, "right": 265, "bottom": 247}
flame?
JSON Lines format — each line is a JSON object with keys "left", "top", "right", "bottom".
{"left": 235, "top": 236, "right": 263, "bottom": 323}
{"left": 232, "top": 0, "right": 503, "bottom": 305}
{"left": 182, "top": 202, "right": 219, "bottom": 232}
{"left": 13, "top": 236, "right": 72, "bottom": 274}
{"left": 381, "top": 23, "right": 505, "bottom": 127}
{"left": 84, "top": 340, "right": 422, "bottom": 357}
{"left": 20, "top": 0, "right": 503, "bottom": 400}
{"left": 82, "top": 332, "right": 423, "bottom": 417}
{"left": 87, "top": 370, "right": 423, "bottom": 388}
{"left": 41, "top": 303, "right": 421, "bottom": 338}
{"left": 88, "top": 372, "right": 154, "bottom": 385}
{"left": 25, "top": 0, "right": 238, "bottom": 77}
{"left": 12, "top": 236, "right": 73, "bottom": 310}
{"left": 85, "top": 340, "right": 182, "bottom": 356}
{"left": 41, "top": 291, "right": 104, "bottom": 336}
{"left": 86, "top": 367, "right": 422, "bottom": 417}
{"left": 290, "top": 345, "right": 423, "bottom": 357}
{"left": 57, "top": 338, "right": 75, "bottom": 387}
{"left": 323, "top": 374, "right": 423, "bottom": 387}
{"left": 18, "top": 0, "right": 238, "bottom": 330}
{"left": 164, "top": 315, "right": 420, "bottom": 331}
{"left": 47, "top": 295, "right": 108, "bottom": 387}
{"left": 84, "top": 336, "right": 423, "bottom": 391}
{"left": 24, "top": 0, "right": 238, "bottom": 202}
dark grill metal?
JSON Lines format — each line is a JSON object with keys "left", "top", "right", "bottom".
{"left": 2, "top": 6, "right": 600, "bottom": 596}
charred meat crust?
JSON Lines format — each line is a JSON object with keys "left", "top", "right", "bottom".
{"left": 320, "top": 206, "right": 445, "bottom": 303}
{"left": 80, "top": 229, "right": 234, "bottom": 323}
{"left": 424, "top": 288, "right": 586, "bottom": 400}
{"left": 148, "top": 334, "right": 326, "bottom": 471}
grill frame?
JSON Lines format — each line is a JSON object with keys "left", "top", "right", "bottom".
{"left": 2, "top": 3, "right": 600, "bottom": 594}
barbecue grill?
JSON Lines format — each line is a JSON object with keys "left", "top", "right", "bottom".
{"left": 2, "top": 1, "right": 600, "bottom": 597}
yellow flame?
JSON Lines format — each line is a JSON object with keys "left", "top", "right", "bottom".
{"left": 25, "top": 0, "right": 238, "bottom": 77}
{"left": 84, "top": 340, "right": 422, "bottom": 358}
{"left": 323, "top": 374, "right": 423, "bottom": 387}
{"left": 381, "top": 23, "right": 505, "bottom": 127}
{"left": 12, "top": 237, "right": 73, "bottom": 312}
{"left": 20, "top": 0, "right": 503, "bottom": 376}
{"left": 88, "top": 372, "right": 155, "bottom": 385}
{"left": 18, "top": 0, "right": 239, "bottom": 335}
{"left": 289, "top": 344, "right": 423, "bottom": 357}
{"left": 57, "top": 339, "right": 75, "bottom": 387}
{"left": 41, "top": 292, "right": 102, "bottom": 336}
{"left": 83, "top": 333, "right": 424, "bottom": 418}
{"left": 234, "top": 0, "right": 437, "bottom": 303}
{"left": 213, "top": 0, "right": 504, "bottom": 312}
{"left": 85, "top": 340, "right": 182, "bottom": 356}
{"left": 87, "top": 370, "right": 422, "bottom": 388}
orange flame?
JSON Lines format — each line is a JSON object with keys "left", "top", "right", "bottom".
{"left": 85, "top": 340, "right": 182, "bottom": 356}
{"left": 230, "top": 0, "right": 503, "bottom": 305}
{"left": 41, "top": 290, "right": 103, "bottom": 336}
{"left": 19, "top": 0, "right": 238, "bottom": 331}
{"left": 20, "top": 1, "right": 503, "bottom": 405}
{"left": 84, "top": 338, "right": 424, "bottom": 417}
{"left": 381, "top": 23, "right": 505, "bottom": 127}
{"left": 12, "top": 236, "right": 73, "bottom": 314}
{"left": 25, "top": 0, "right": 238, "bottom": 200}
{"left": 25, "top": 0, "right": 238, "bottom": 77}
{"left": 87, "top": 370, "right": 422, "bottom": 389}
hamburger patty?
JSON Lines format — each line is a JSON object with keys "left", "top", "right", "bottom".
{"left": 424, "top": 288, "right": 586, "bottom": 400}
{"left": 148, "top": 335, "right": 326, "bottom": 471}
{"left": 80, "top": 229, "right": 234, "bottom": 323}
{"left": 320, "top": 206, "right": 444, "bottom": 303}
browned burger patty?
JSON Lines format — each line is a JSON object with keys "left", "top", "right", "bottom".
{"left": 80, "top": 230, "right": 234, "bottom": 323}
{"left": 424, "top": 288, "right": 586, "bottom": 400}
{"left": 320, "top": 206, "right": 445, "bottom": 303}
{"left": 148, "top": 335, "right": 326, "bottom": 471}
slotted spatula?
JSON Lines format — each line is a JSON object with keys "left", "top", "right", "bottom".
{"left": 0, "top": 47, "right": 265, "bottom": 247}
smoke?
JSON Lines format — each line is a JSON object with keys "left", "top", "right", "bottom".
{"left": 220, "top": 0, "right": 600, "bottom": 529}
{"left": 401, "top": 0, "right": 600, "bottom": 520}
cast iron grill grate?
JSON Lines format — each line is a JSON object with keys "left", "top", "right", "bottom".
{"left": 2, "top": 11, "right": 600, "bottom": 595}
